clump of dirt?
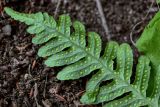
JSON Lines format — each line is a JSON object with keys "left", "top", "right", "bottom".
{"left": 0, "top": 0, "right": 158, "bottom": 107}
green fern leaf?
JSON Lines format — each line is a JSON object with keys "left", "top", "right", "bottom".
{"left": 5, "top": 7, "right": 160, "bottom": 107}
{"left": 136, "top": 11, "right": 160, "bottom": 67}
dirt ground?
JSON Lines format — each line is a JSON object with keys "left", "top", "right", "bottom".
{"left": 0, "top": 0, "right": 158, "bottom": 107}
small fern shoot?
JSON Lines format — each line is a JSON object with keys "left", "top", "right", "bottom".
{"left": 4, "top": 7, "right": 160, "bottom": 107}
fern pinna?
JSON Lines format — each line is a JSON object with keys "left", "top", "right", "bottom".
{"left": 4, "top": 7, "right": 160, "bottom": 107}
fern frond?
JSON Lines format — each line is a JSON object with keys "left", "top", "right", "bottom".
{"left": 94, "top": 56, "right": 151, "bottom": 106}
{"left": 5, "top": 7, "right": 160, "bottom": 107}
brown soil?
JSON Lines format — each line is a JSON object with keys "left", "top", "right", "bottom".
{"left": 0, "top": 0, "right": 158, "bottom": 107}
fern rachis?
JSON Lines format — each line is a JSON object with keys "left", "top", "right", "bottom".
{"left": 4, "top": 7, "right": 160, "bottom": 107}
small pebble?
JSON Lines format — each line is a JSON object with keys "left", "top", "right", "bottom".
{"left": 24, "top": 73, "right": 32, "bottom": 80}
{"left": 2, "top": 24, "right": 12, "bottom": 36}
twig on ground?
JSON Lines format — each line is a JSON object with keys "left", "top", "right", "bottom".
{"left": 54, "top": 0, "right": 61, "bottom": 18}
{"left": 0, "top": 1, "right": 5, "bottom": 18}
{"left": 43, "top": 75, "right": 48, "bottom": 98}
{"left": 130, "top": 0, "right": 154, "bottom": 47}
{"left": 130, "top": 21, "right": 142, "bottom": 47}
{"left": 95, "top": 0, "right": 111, "bottom": 41}
{"left": 55, "top": 94, "right": 66, "bottom": 102}
{"left": 34, "top": 83, "right": 41, "bottom": 107}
